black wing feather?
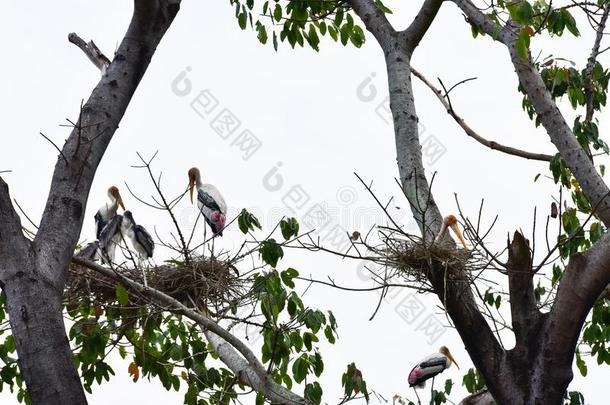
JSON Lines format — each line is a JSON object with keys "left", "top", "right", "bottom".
{"left": 134, "top": 225, "right": 154, "bottom": 258}
{"left": 197, "top": 188, "right": 221, "bottom": 212}
{"left": 99, "top": 215, "right": 123, "bottom": 250}
{"left": 94, "top": 211, "right": 106, "bottom": 239}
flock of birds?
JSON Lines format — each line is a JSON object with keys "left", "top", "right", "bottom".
{"left": 76, "top": 165, "right": 465, "bottom": 394}
{"left": 77, "top": 167, "right": 227, "bottom": 265}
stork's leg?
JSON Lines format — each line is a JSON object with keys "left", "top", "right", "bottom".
{"left": 413, "top": 387, "right": 422, "bottom": 405}
{"left": 430, "top": 376, "right": 435, "bottom": 404}
{"left": 140, "top": 258, "right": 148, "bottom": 288}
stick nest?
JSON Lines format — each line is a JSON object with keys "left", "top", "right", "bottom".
{"left": 380, "top": 235, "right": 472, "bottom": 282}
{"left": 66, "top": 256, "right": 246, "bottom": 311}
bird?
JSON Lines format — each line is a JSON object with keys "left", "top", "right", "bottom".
{"left": 94, "top": 186, "right": 125, "bottom": 239}
{"left": 435, "top": 215, "right": 467, "bottom": 250}
{"left": 188, "top": 167, "right": 227, "bottom": 237}
{"left": 76, "top": 241, "right": 104, "bottom": 262}
{"left": 408, "top": 346, "right": 459, "bottom": 388}
{"left": 98, "top": 213, "right": 130, "bottom": 263}
{"left": 122, "top": 211, "right": 155, "bottom": 263}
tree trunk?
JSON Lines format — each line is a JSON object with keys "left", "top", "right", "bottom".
{"left": 3, "top": 264, "right": 86, "bottom": 404}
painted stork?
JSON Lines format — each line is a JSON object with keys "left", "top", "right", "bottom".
{"left": 435, "top": 215, "right": 467, "bottom": 250}
{"left": 76, "top": 241, "right": 103, "bottom": 262}
{"left": 98, "top": 214, "right": 130, "bottom": 263}
{"left": 94, "top": 186, "right": 125, "bottom": 239}
{"left": 122, "top": 211, "right": 155, "bottom": 263}
{"left": 188, "top": 167, "right": 227, "bottom": 237}
{"left": 408, "top": 346, "right": 459, "bottom": 388}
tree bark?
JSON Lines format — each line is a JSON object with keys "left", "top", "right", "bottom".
{"left": 0, "top": 1, "right": 181, "bottom": 403}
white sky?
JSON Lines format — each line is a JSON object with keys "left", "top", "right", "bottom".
{"left": 1, "top": 0, "right": 608, "bottom": 403}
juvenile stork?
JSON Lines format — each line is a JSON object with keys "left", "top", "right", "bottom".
{"left": 408, "top": 346, "right": 459, "bottom": 388}
{"left": 94, "top": 186, "right": 125, "bottom": 239}
{"left": 188, "top": 167, "right": 227, "bottom": 237}
{"left": 98, "top": 214, "right": 130, "bottom": 263}
{"left": 122, "top": 211, "right": 155, "bottom": 264}
{"left": 435, "top": 215, "right": 468, "bottom": 250}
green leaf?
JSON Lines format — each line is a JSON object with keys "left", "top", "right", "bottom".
{"left": 280, "top": 218, "right": 300, "bottom": 240}
{"left": 273, "top": 4, "right": 282, "bottom": 22}
{"left": 115, "top": 283, "right": 129, "bottom": 306}
{"left": 260, "top": 239, "right": 284, "bottom": 267}
{"left": 516, "top": 28, "right": 531, "bottom": 60}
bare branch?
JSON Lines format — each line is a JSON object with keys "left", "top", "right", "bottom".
{"left": 411, "top": 68, "right": 554, "bottom": 162}
{"left": 68, "top": 33, "right": 111, "bottom": 74}
{"left": 584, "top": 2, "right": 610, "bottom": 121}
{"left": 402, "top": 0, "right": 443, "bottom": 51}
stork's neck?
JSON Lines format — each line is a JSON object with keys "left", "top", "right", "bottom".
{"left": 194, "top": 173, "right": 203, "bottom": 188}
{"left": 434, "top": 223, "right": 448, "bottom": 243}
{"left": 106, "top": 193, "right": 119, "bottom": 212}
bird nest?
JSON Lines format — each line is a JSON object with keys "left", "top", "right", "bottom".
{"left": 380, "top": 235, "right": 471, "bottom": 282}
{"left": 66, "top": 256, "right": 246, "bottom": 312}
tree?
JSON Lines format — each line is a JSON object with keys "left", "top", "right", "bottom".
{"left": 2, "top": 1, "right": 610, "bottom": 405}
{"left": 0, "top": 3, "right": 363, "bottom": 405}
{"left": 230, "top": 0, "right": 610, "bottom": 403}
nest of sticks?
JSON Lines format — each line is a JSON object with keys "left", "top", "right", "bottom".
{"left": 66, "top": 255, "right": 246, "bottom": 311}
{"left": 379, "top": 233, "right": 473, "bottom": 283}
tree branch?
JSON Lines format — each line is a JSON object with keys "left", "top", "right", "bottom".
{"left": 402, "top": 0, "right": 443, "bottom": 51}
{"left": 411, "top": 67, "right": 554, "bottom": 162}
{"left": 451, "top": 0, "right": 610, "bottom": 227}
{"left": 72, "top": 257, "right": 311, "bottom": 404}
{"left": 506, "top": 231, "right": 538, "bottom": 346}
{"left": 0, "top": 177, "right": 29, "bottom": 262}
{"left": 68, "top": 33, "right": 111, "bottom": 74}
{"left": 584, "top": 2, "right": 610, "bottom": 122}
{"left": 347, "top": 0, "right": 396, "bottom": 47}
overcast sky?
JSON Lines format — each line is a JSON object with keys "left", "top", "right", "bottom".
{"left": 1, "top": 0, "right": 608, "bottom": 404}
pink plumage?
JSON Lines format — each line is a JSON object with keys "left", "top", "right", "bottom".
{"left": 211, "top": 211, "right": 226, "bottom": 233}
{"left": 408, "top": 367, "right": 423, "bottom": 385}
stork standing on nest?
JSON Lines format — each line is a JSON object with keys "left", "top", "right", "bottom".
{"left": 188, "top": 167, "right": 227, "bottom": 238}
{"left": 94, "top": 186, "right": 125, "bottom": 239}
{"left": 98, "top": 213, "right": 131, "bottom": 264}
{"left": 122, "top": 211, "right": 155, "bottom": 264}
{"left": 435, "top": 215, "right": 468, "bottom": 250}
{"left": 408, "top": 346, "right": 459, "bottom": 401}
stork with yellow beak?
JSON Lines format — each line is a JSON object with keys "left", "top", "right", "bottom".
{"left": 408, "top": 346, "right": 459, "bottom": 388}
{"left": 435, "top": 215, "right": 467, "bottom": 250}
{"left": 94, "top": 186, "right": 125, "bottom": 239}
{"left": 188, "top": 167, "right": 227, "bottom": 237}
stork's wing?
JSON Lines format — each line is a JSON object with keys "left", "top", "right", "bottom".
{"left": 94, "top": 211, "right": 106, "bottom": 239}
{"left": 76, "top": 241, "right": 100, "bottom": 260}
{"left": 134, "top": 225, "right": 155, "bottom": 258}
{"left": 419, "top": 357, "right": 447, "bottom": 369}
{"left": 99, "top": 215, "right": 123, "bottom": 250}
{"left": 198, "top": 188, "right": 222, "bottom": 212}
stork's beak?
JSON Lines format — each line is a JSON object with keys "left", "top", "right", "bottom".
{"left": 446, "top": 349, "right": 459, "bottom": 369}
{"left": 117, "top": 195, "right": 125, "bottom": 211}
{"left": 449, "top": 222, "right": 468, "bottom": 250}
{"left": 188, "top": 179, "right": 195, "bottom": 204}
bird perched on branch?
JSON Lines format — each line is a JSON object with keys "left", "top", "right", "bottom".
{"left": 188, "top": 167, "right": 227, "bottom": 237}
{"left": 94, "top": 186, "right": 125, "bottom": 239}
{"left": 122, "top": 211, "right": 154, "bottom": 264}
{"left": 435, "top": 215, "right": 468, "bottom": 250}
{"left": 408, "top": 346, "right": 459, "bottom": 388}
